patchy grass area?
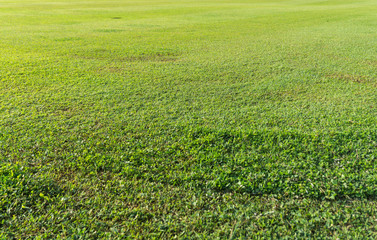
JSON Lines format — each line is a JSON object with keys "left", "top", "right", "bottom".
{"left": 2, "top": 0, "right": 377, "bottom": 238}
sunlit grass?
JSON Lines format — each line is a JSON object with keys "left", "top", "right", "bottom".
{"left": 2, "top": 0, "right": 377, "bottom": 238}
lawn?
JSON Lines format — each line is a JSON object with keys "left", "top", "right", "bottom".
{"left": 2, "top": 0, "right": 377, "bottom": 238}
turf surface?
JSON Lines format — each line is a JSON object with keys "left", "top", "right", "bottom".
{"left": 2, "top": 0, "right": 377, "bottom": 238}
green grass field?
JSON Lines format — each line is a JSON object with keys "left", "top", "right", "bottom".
{"left": 2, "top": 0, "right": 377, "bottom": 238}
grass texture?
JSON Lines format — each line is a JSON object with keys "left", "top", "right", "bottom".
{"left": 2, "top": 0, "right": 377, "bottom": 238}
